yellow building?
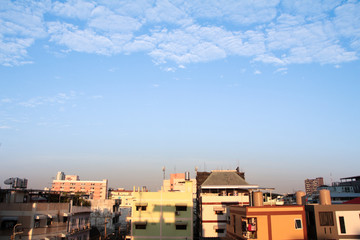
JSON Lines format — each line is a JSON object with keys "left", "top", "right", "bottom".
{"left": 128, "top": 181, "right": 193, "bottom": 240}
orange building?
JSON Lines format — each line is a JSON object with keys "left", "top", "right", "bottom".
{"left": 226, "top": 200, "right": 307, "bottom": 240}
{"left": 51, "top": 172, "right": 108, "bottom": 200}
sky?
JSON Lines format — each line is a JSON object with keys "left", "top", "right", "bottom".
{"left": 1, "top": 0, "right": 360, "bottom": 193}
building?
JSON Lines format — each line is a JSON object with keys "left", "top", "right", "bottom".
{"left": 226, "top": 200, "right": 307, "bottom": 239}
{"left": 0, "top": 189, "right": 91, "bottom": 240}
{"left": 306, "top": 190, "right": 360, "bottom": 239}
{"left": 127, "top": 181, "right": 194, "bottom": 240}
{"left": 305, "top": 177, "right": 324, "bottom": 195}
{"left": 89, "top": 199, "right": 121, "bottom": 238}
{"left": 163, "top": 173, "right": 197, "bottom": 196}
{"left": 109, "top": 188, "right": 134, "bottom": 207}
{"left": 197, "top": 169, "right": 260, "bottom": 239}
{"left": 51, "top": 172, "right": 108, "bottom": 200}
{"left": 336, "top": 175, "right": 360, "bottom": 193}
{"left": 311, "top": 185, "right": 360, "bottom": 204}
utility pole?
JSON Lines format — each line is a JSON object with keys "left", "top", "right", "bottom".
{"left": 104, "top": 217, "right": 109, "bottom": 239}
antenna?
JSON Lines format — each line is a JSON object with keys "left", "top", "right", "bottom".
{"left": 162, "top": 166, "right": 166, "bottom": 180}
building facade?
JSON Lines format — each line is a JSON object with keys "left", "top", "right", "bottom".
{"left": 109, "top": 189, "right": 134, "bottom": 207}
{"left": 197, "top": 170, "right": 259, "bottom": 239}
{"left": 306, "top": 203, "right": 360, "bottom": 239}
{"left": 305, "top": 177, "right": 324, "bottom": 195}
{"left": 51, "top": 172, "right": 108, "bottom": 200}
{"left": 226, "top": 204, "right": 307, "bottom": 240}
{"left": 128, "top": 181, "right": 194, "bottom": 240}
{"left": 0, "top": 189, "right": 91, "bottom": 240}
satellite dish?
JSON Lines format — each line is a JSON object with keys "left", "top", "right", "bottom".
{"left": 4, "top": 178, "right": 13, "bottom": 185}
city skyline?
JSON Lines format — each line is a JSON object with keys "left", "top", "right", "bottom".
{"left": 1, "top": 0, "right": 360, "bottom": 193}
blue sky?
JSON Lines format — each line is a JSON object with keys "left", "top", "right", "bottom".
{"left": 1, "top": 0, "right": 360, "bottom": 193}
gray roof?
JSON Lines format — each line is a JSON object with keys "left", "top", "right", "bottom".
{"left": 201, "top": 171, "right": 250, "bottom": 187}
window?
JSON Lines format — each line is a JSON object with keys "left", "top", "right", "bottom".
{"left": 176, "top": 206, "right": 187, "bottom": 211}
{"left": 215, "top": 210, "right": 224, "bottom": 215}
{"left": 136, "top": 206, "right": 147, "bottom": 211}
{"left": 319, "top": 212, "right": 334, "bottom": 226}
{"left": 339, "top": 216, "right": 346, "bottom": 234}
{"left": 176, "top": 224, "right": 187, "bottom": 230}
{"left": 135, "top": 224, "right": 146, "bottom": 229}
{"left": 1, "top": 220, "right": 17, "bottom": 230}
{"left": 295, "top": 219, "right": 302, "bottom": 229}
{"left": 215, "top": 228, "right": 225, "bottom": 233}
{"left": 34, "top": 219, "right": 40, "bottom": 228}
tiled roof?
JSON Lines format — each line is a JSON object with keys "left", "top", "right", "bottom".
{"left": 201, "top": 171, "right": 249, "bottom": 186}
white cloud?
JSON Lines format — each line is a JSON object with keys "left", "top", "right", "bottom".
{"left": 19, "top": 92, "right": 77, "bottom": 108}
{"left": 0, "top": 126, "right": 11, "bottom": 129}
{"left": 89, "top": 6, "right": 142, "bottom": 33}
{"left": 0, "top": 1, "right": 48, "bottom": 66}
{"left": 186, "top": 0, "right": 279, "bottom": 25}
{"left": 254, "top": 70, "right": 261, "bottom": 75}
{"left": 1, "top": 0, "right": 360, "bottom": 67}
{"left": 48, "top": 22, "right": 119, "bottom": 55}
{"left": 1, "top": 98, "right": 12, "bottom": 103}
{"left": 52, "top": 0, "right": 96, "bottom": 19}
{"left": 145, "top": 0, "right": 191, "bottom": 26}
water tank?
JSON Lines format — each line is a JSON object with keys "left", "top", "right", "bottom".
{"left": 319, "top": 189, "right": 331, "bottom": 205}
{"left": 253, "top": 191, "right": 263, "bottom": 206}
{"left": 296, "top": 191, "right": 306, "bottom": 205}
{"left": 185, "top": 171, "right": 190, "bottom": 181}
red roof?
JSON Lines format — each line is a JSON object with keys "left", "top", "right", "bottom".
{"left": 343, "top": 197, "right": 360, "bottom": 204}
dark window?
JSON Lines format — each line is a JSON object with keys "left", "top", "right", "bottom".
{"left": 215, "top": 210, "right": 224, "bottom": 215}
{"left": 135, "top": 224, "right": 146, "bottom": 229}
{"left": 136, "top": 206, "right": 146, "bottom": 211}
{"left": 215, "top": 228, "right": 225, "bottom": 233}
{"left": 176, "top": 224, "right": 187, "bottom": 230}
{"left": 1, "top": 221, "right": 17, "bottom": 230}
{"left": 63, "top": 216, "right": 68, "bottom": 223}
{"left": 176, "top": 206, "right": 187, "bottom": 211}
{"left": 241, "top": 221, "right": 247, "bottom": 232}
{"left": 34, "top": 219, "right": 40, "bottom": 228}
{"left": 47, "top": 218, "right": 52, "bottom": 226}
{"left": 339, "top": 216, "right": 346, "bottom": 233}
{"left": 295, "top": 219, "right": 302, "bottom": 229}
{"left": 319, "top": 212, "right": 334, "bottom": 226}
{"left": 233, "top": 215, "right": 236, "bottom": 233}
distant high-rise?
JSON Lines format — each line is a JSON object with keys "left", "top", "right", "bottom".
{"left": 56, "top": 171, "right": 65, "bottom": 180}
{"left": 51, "top": 172, "right": 108, "bottom": 200}
{"left": 305, "top": 177, "right": 324, "bottom": 195}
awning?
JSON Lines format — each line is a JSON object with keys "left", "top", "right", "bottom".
{"left": 175, "top": 221, "right": 188, "bottom": 226}
{"left": 135, "top": 202, "right": 148, "bottom": 207}
{"left": 213, "top": 206, "right": 225, "bottom": 211}
{"left": 62, "top": 212, "right": 72, "bottom": 217}
{"left": 47, "top": 214, "right": 58, "bottom": 219}
{"left": 175, "top": 203, "right": 187, "bottom": 207}
{"left": 213, "top": 225, "right": 226, "bottom": 230}
{"left": 134, "top": 221, "right": 147, "bottom": 225}
{"left": 35, "top": 214, "right": 47, "bottom": 220}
